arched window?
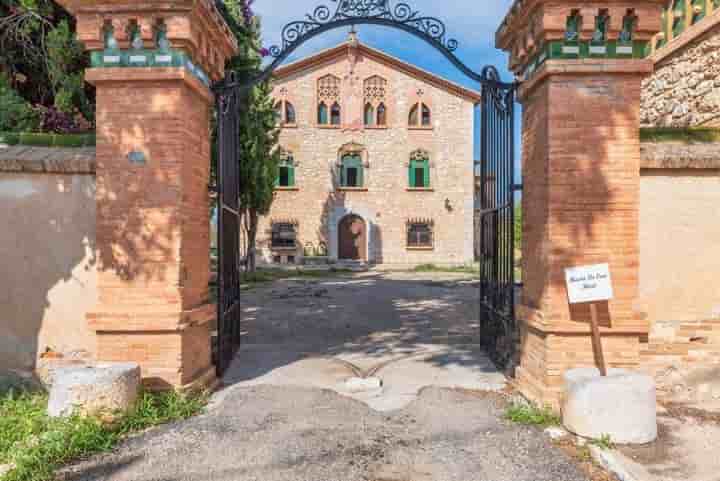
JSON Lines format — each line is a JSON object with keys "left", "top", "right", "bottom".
{"left": 421, "top": 103, "right": 431, "bottom": 126}
{"left": 409, "top": 100, "right": 432, "bottom": 128}
{"left": 331, "top": 102, "right": 341, "bottom": 125}
{"left": 276, "top": 150, "right": 295, "bottom": 188}
{"left": 318, "top": 102, "right": 328, "bottom": 124}
{"left": 364, "top": 76, "right": 388, "bottom": 127}
{"left": 408, "top": 104, "right": 419, "bottom": 126}
{"left": 364, "top": 103, "right": 375, "bottom": 126}
{"left": 377, "top": 103, "right": 387, "bottom": 126}
{"left": 273, "top": 99, "right": 297, "bottom": 126}
{"left": 409, "top": 150, "right": 430, "bottom": 188}
{"left": 285, "top": 101, "right": 296, "bottom": 124}
{"left": 273, "top": 101, "right": 283, "bottom": 124}
{"left": 340, "top": 153, "right": 363, "bottom": 188}
{"left": 318, "top": 74, "right": 341, "bottom": 126}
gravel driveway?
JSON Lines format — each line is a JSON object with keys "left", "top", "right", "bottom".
{"left": 58, "top": 271, "right": 590, "bottom": 481}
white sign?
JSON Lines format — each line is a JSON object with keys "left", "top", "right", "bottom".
{"left": 565, "top": 263, "right": 614, "bottom": 304}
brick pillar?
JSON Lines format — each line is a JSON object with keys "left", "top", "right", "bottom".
{"left": 59, "top": 1, "right": 237, "bottom": 390}
{"left": 497, "top": 1, "right": 664, "bottom": 408}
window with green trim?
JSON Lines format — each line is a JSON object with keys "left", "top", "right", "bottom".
{"left": 408, "top": 150, "right": 430, "bottom": 188}
{"left": 276, "top": 151, "right": 295, "bottom": 188}
{"left": 672, "top": 0, "right": 685, "bottom": 38}
{"left": 340, "top": 153, "right": 363, "bottom": 188}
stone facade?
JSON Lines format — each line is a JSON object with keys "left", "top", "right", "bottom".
{"left": 258, "top": 39, "right": 478, "bottom": 267}
{"left": 641, "top": 10, "right": 720, "bottom": 127}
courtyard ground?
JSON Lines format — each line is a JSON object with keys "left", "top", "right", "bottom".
{"left": 57, "top": 271, "right": 592, "bottom": 481}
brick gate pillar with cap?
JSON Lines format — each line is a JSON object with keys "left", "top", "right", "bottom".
{"left": 57, "top": 0, "right": 238, "bottom": 390}
{"left": 496, "top": 1, "right": 664, "bottom": 408}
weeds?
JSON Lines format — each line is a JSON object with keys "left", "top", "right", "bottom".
{"left": 412, "top": 264, "right": 478, "bottom": 274}
{"left": 589, "top": 434, "right": 615, "bottom": 451}
{"left": 0, "top": 389, "right": 207, "bottom": 481}
{"left": 504, "top": 401, "right": 561, "bottom": 427}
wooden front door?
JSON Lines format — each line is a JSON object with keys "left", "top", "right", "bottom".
{"left": 338, "top": 215, "right": 366, "bottom": 261}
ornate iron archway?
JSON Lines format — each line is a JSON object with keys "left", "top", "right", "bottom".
{"left": 213, "top": 0, "right": 518, "bottom": 375}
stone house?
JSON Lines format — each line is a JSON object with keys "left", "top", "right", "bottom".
{"left": 256, "top": 33, "right": 480, "bottom": 267}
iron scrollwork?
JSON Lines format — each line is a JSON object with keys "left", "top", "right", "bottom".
{"left": 268, "top": 0, "right": 459, "bottom": 59}
{"left": 481, "top": 66, "right": 514, "bottom": 115}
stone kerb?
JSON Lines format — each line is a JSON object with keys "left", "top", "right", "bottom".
{"left": 57, "top": 0, "right": 238, "bottom": 391}
{"left": 498, "top": 0, "right": 663, "bottom": 408}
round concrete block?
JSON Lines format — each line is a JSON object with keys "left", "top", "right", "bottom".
{"left": 47, "top": 363, "right": 141, "bottom": 418}
{"left": 562, "top": 367, "right": 657, "bottom": 444}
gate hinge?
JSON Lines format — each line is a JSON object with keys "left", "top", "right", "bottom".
{"left": 513, "top": 184, "right": 523, "bottom": 191}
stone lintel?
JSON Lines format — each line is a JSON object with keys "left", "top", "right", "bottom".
{"left": 57, "top": 0, "right": 237, "bottom": 82}
{"left": 497, "top": 1, "right": 665, "bottom": 80}
{"left": 85, "top": 67, "right": 214, "bottom": 104}
{"left": 640, "top": 141, "right": 720, "bottom": 169}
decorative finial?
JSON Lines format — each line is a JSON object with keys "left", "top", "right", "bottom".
{"left": 348, "top": 25, "right": 359, "bottom": 46}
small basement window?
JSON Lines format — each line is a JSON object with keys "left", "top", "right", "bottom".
{"left": 271, "top": 222, "right": 297, "bottom": 249}
{"left": 407, "top": 221, "right": 434, "bottom": 248}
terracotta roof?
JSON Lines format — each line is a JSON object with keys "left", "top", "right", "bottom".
{"left": 273, "top": 41, "right": 482, "bottom": 103}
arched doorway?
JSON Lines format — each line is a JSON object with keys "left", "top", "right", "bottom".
{"left": 338, "top": 214, "right": 367, "bottom": 261}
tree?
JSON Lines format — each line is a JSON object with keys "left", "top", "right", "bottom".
{"left": 220, "top": 0, "right": 280, "bottom": 272}
{"left": 0, "top": 0, "right": 94, "bottom": 131}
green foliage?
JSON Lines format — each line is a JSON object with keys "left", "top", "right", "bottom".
{"left": 640, "top": 127, "right": 720, "bottom": 143}
{"left": 589, "top": 434, "right": 615, "bottom": 450}
{"left": 45, "top": 19, "right": 92, "bottom": 120}
{"left": 0, "top": 389, "right": 207, "bottom": 481}
{"left": 412, "top": 264, "right": 479, "bottom": 275}
{"left": 504, "top": 401, "right": 561, "bottom": 427}
{"left": 0, "top": 131, "right": 95, "bottom": 147}
{"left": 0, "top": 74, "right": 39, "bottom": 132}
{"left": 0, "top": 1, "right": 93, "bottom": 126}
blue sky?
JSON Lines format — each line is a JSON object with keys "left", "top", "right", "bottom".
{"left": 252, "top": 0, "right": 521, "bottom": 183}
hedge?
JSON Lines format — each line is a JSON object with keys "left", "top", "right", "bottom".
{"left": 0, "top": 132, "right": 95, "bottom": 148}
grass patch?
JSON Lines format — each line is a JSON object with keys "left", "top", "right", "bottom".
{"left": 0, "top": 132, "right": 95, "bottom": 148}
{"left": 0, "top": 389, "right": 207, "bottom": 481}
{"left": 589, "top": 434, "right": 615, "bottom": 451}
{"left": 640, "top": 127, "right": 720, "bottom": 144}
{"left": 412, "top": 264, "right": 478, "bottom": 275}
{"left": 240, "top": 267, "right": 352, "bottom": 288}
{"left": 504, "top": 401, "right": 561, "bottom": 427}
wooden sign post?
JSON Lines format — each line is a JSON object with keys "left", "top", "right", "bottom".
{"left": 565, "top": 263, "right": 614, "bottom": 376}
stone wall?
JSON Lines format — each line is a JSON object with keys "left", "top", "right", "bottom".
{"left": 258, "top": 41, "right": 476, "bottom": 267}
{"left": 0, "top": 146, "right": 97, "bottom": 370}
{"left": 638, "top": 142, "right": 720, "bottom": 376}
{"left": 641, "top": 12, "right": 720, "bottom": 127}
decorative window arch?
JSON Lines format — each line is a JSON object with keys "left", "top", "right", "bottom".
{"left": 272, "top": 86, "right": 297, "bottom": 126}
{"left": 408, "top": 88, "right": 432, "bottom": 128}
{"left": 337, "top": 142, "right": 368, "bottom": 189}
{"left": 408, "top": 149, "right": 431, "bottom": 188}
{"left": 317, "top": 74, "right": 341, "bottom": 126}
{"left": 276, "top": 149, "right": 296, "bottom": 188}
{"left": 364, "top": 76, "right": 388, "bottom": 127}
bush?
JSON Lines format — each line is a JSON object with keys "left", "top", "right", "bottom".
{"left": 0, "top": 74, "right": 39, "bottom": 132}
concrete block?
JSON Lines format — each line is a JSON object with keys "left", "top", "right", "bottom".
{"left": 344, "top": 376, "right": 382, "bottom": 393}
{"left": 47, "top": 363, "right": 141, "bottom": 418}
{"left": 562, "top": 368, "right": 657, "bottom": 444}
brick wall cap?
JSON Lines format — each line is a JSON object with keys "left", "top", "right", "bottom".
{"left": 0, "top": 145, "right": 96, "bottom": 174}
{"left": 517, "top": 58, "right": 655, "bottom": 101}
{"left": 640, "top": 141, "right": 720, "bottom": 169}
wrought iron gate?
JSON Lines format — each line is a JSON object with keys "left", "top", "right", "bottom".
{"left": 211, "top": 0, "right": 518, "bottom": 377}
{"left": 214, "top": 75, "right": 242, "bottom": 375}
{"left": 479, "top": 67, "right": 517, "bottom": 369}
